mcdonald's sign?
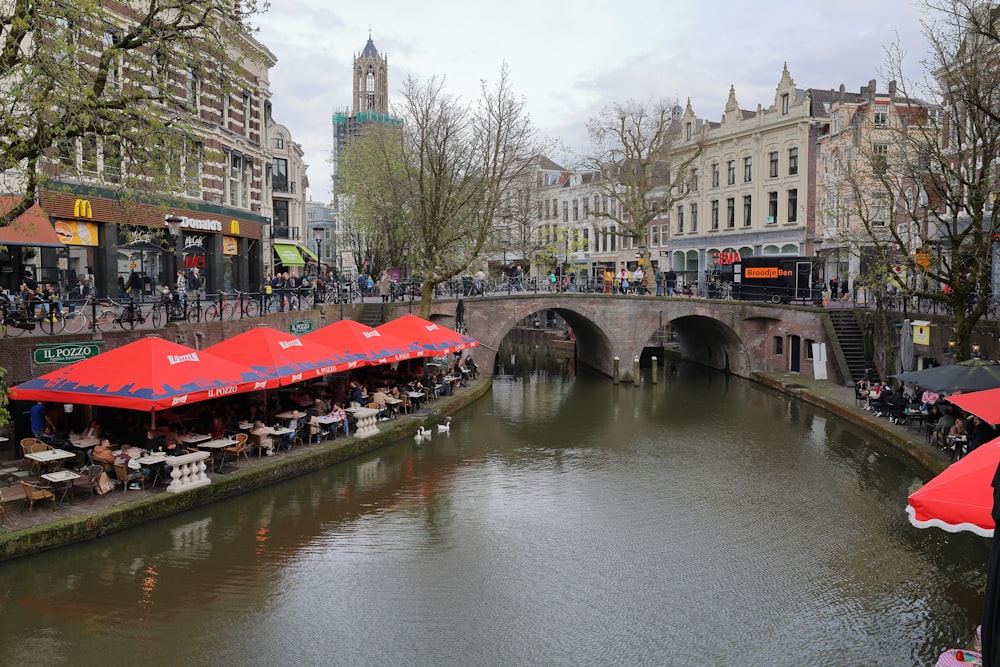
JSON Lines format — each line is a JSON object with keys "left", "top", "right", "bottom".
{"left": 229, "top": 219, "right": 240, "bottom": 235}
{"left": 73, "top": 198, "right": 93, "bottom": 218}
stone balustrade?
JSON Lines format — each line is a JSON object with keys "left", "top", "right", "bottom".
{"left": 165, "top": 451, "right": 212, "bottom": 493}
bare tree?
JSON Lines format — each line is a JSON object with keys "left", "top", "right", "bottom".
{"left": 829, "top": 1, "right": 1000, "bottom": 362}
{"left": 0, "top": 0, "right": 269, "bottom": 225}
{"left": 338, "top": 64, "right": 540, "bottom": 317}
{"left": 581, "top": 99, "right": 701, "bottom": 269}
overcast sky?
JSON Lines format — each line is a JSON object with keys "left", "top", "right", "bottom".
{"left": 253, "top": 0, "right": 931, "bottom": 203}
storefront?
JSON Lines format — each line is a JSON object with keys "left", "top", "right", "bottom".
{"left": 38, "top": 189, "right": 265, "bottom": 298}
{"left": 0, "top": 196, "right": 66, "bottom": 294}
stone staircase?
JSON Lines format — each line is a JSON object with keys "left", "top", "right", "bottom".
{"left": 827, "top": 309, "right": 874, "bottom": 383}
{"left": 356, "top": 302, "right": 385, "bottom": 328}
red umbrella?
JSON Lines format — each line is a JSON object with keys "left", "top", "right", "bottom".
{"left": 947, "top": 388, "right": 1000, "bottom": 426}
{"left": 206, "top": 326, "right": 354, "bottom": 386}
{"left": 9, "top": 336, "right": 274, "bottom": 411}
{"left": 376, "top": 314, "right": 479, "bottom": 357}
{"left": 302, "top": 319, "right": 413, "bottom": 366}
{"left": 905, "top": 435, "right": 1000, "bottom": 537}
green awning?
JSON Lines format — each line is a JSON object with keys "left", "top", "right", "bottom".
{"left": 299, "top": 245, "right": 319, "bottom": 261}
{"left": 274, "top": 243, "right": 304, "bottom": 267}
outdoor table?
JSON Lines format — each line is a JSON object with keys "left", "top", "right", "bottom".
{"left": 275, "top": 410, "right": 297, "bottom": 420}
{"left": 267, "top": 426, "right": 295, "bottom": 437}
{"left": 383, "top": 397, "right": 402, "bottom": 418}
{"left": 26, "top": 448, "right": 76, "bottom": 474}
{"left": 70, "top": 436, "right": 100, "bottom": 449}
{"left": 136, "top": 453, "right": 169, "bottom": 486}
{"left": 314, "top": 414, "right": 342, "bottom": 439}
{"left": 197, "top": 438, "right": 236, "bottom": 472}
{"left": 904, "top": 409, "right": 926, "bottom": 433}
{"left": 935, "top": 648, "right": 982, "bottom": 666}
{"left": 407, "top": 390, "right": 425, "bottom": 410}
{"left": 42, "top": 470, "right": 80, "bottom": 503}
{"left": 180, "top": 433, "right": 211, "bottom": 445}
{"left": 238, "top": 421, "right": 254, "bottom": 431}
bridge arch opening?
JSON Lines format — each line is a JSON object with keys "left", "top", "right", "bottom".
{"left": 669, "top": 314, "right": 751, "bottom": 376}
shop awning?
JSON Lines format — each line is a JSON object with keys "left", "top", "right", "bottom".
{"left": 299, "top": 245, "right": 319, "bottom": 261}
{"left": 274, "top": 243, "right": 304, "bottom": 267}
{"left": 0, "top": 195, "right": 63, "bottom": 248}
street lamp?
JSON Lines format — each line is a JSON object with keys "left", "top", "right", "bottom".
{"left": 165, "top": 214, "right": 183, "bottom": 318}
{"left": 313, "top": 226, "right": 323, "bottom": 277}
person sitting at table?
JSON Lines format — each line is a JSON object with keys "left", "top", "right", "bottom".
{"left": 464, "top": 355, "right": 479, "bottom": 379}
{"left": 144, "top": 429, "right": 164, "bottom": 452}
{"left": 208, "top": 416, "right": 226, "bottom": 440}
{"left": 91, "top": 438, "right": 116, "bottom": 470}
{"left": 84, "top": 419, "right": 102, "bottom": 439}
{"left": 968, "top": 415, "right": 996, "bottom": 454}
{"left": 371, "top": 387, "right": 389, "bottom": 410}
{"left": 249, "top": 420, "right": 276, "bottom": 456}
{"left": 115, "top": 444, "right": 150, "bottom": 488}
{"left": 948, "top": 417, "right": 968, "bottom": 458}
{"left": 919, "top": 388, "right": 940, "bottom": 412}
{"left": 934, "top": 406, "right": 957, "bottom": 449}
{"left": 326, "top": 404, "right": 349, "bottom": 437}
{"left": 280, "top": 410, "right": 301, "bottom": 451}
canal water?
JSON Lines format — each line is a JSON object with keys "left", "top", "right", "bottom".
{"left": 0, "top": 346, "right": 988, "bottom": 666}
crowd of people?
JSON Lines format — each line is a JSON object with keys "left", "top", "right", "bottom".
{"left": 25, "top": 352, "right": 481, "bottom": 490}
{"left": 856, "top": 378, "right": 996, "bottom": 460}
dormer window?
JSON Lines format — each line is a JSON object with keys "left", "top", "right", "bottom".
{"left": 781, "top": 93, "right": 789, "bottom": 115}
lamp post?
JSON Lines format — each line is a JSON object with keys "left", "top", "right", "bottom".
{"left": 313, "top": 227, "right": 323, "bottom": 278}
{"left": 165, "top": 214, "right": 183, "bottom": 318}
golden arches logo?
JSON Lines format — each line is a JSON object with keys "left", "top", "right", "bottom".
{"left": 229, "top": 219, "right": 240, "bottom": 235}
{"left": 73, "top": 199, "right": 92, "bottom": 218}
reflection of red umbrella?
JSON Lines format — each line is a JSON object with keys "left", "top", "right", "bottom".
{"left": 303, "top": 319, "right": 413, "bottom": 366}
{"left": 947, "top": 388, "right": 1000, "bottom": 426}
{"left": 206, "top": 326, "right": 353, "bottom": 386}
{"left": 9, "top": 336, "right": 274, "bottom": 411}
{"left": 905, "top": 435, "right": 1000, "bottom": 537}
{"left": 377, "top": 314, "right": 479, "bottom": 357}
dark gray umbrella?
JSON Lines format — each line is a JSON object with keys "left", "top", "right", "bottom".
{"left": 892, "top": 359, "right": 1000, "bottom": 394}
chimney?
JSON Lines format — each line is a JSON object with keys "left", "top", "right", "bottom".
{"left": 888, "top": 80, "right": 897, "bottom": 96}
{"left": 868, "top": 79, "right": 877, "bottom": 100}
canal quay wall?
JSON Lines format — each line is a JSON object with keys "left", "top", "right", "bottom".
{"left": 0, "top": 379, "right": 490, "bottom": 563}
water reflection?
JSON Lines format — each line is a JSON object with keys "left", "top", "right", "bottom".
{"left": 0, "top": 344, "right": 989, "bottom": 665}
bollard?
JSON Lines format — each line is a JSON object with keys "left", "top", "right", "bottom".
{"left": 633, "top": 356, "right": 640, "bottom": 387}
{"left": 613, "top": 356, "right": 620, "bottom": 384}
{"left": 651, "top": 356, "right": 658, "bottom": 384}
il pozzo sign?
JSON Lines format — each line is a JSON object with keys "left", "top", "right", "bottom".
{"left": 34, "top": 342, "right": 102, "bottom": 365}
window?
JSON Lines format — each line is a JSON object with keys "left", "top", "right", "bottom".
{"left": 769, "top": 151, "right": 778, "bottom": 178}
{"left": 229, "top": 153, "right": 243, "bottom": 206}
{"left": 774, "top": 335, "right": 784, "bottom": 355}
{"left": 712, "top": 163, "right": 720, "bottom": 188}
{"left": 183, "top": 140, "right": 201, "bottom": 196}
{"left": 690, "top": 168, "right": 698, "bottom": 192}
{"left": 743, "top": 156, "right": 752, "bottom": 183}
{"left": 583, "top": 198, "right": 590, "bottom": 217}
{"left": 582, "top": 228, "right": 589, "bottom": 251}
{"left": 676, "top": 205, "right": 684, "bottom": 234}
{"left": 690, "top": 203, "right": 698, "bottom": 232}
{"left": 103, "top": 138, "right": 121, "bottom": 184}
{"left": 727, "top": 160, "right": 735, "bottom": 186}
{"left": 805, "top": 339, "right": 815, "bottom": 360}
{"left": 272, "top": 157, "right": 288, "bottom": 192}
{"left": 273, "top": 135, "right": 284, "bottom": 149}
{"left": 711, "top": 200, "right": 719, "bottom": 230}
{"left": 572, "top": 199, "right": 578, "bottom": 221}
{"left": 81, "top": 135, "right": 98, "bottom": 175}
{"left": 768, "top": 192, "right": 778, "bottom": 224}
{"left": 743, "top": 195, "right": 752, "bottom": 227}
{"left": 594, "top": 194, "right": 601, "bottom": 214}
{"left": 872, "top": 191, "right": 888, "bottom": 226}
{"left": 562, "top": 201, "right": 569, "bottom": 223}
{"left": 781, "top": 93, "right": 789, "bottom": 115}
{"left": 873, "top": 142, "right": 888, "bottom": 175}
{"left": 787, "top": 189, "right": 798, "bottom": 223}
{"left": 788, "top": 147, "right": 798, "bottom": 176}
{"left": 726, "top": 198, "right": 735, "bottom": 228}
{"left": 103, "top": 28, "right": 122, "bottom": 91}
{"left": 651, "top": 225, "right": 660, "bottom": 247}
{"left": 544, "top": 200, "right": 550, "bottom": 219}
{"left": 242, "top": 92, "right": 251, "bottom": 137}
{"left": 686, "top": 122, "right": 692, "bottom": 141}
{"left": 185, "top": 65, "right": 200, "bottom": 109}
{"left": 874, "top": 103, "right": 889, "bottom": 127}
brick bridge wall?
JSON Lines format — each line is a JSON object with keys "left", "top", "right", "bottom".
{"left": 395, "top": 295, "right": 844, "bottom": 384}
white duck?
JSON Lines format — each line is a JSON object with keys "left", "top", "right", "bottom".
{"left": 414, "top": 426, "right": 431, "bottom": 444}
{"left": 437, "top": 417, "right": 452, "bottom": 434}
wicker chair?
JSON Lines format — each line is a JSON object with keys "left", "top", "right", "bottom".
{"left": 72, "top": 464, "right": 105, "bottom": 502}
{"left": 20, "top": 480, "right": 55, "bottom": 514}
{"left": 224, "top": 433, "right": 249, "bottom": 464}
{"left": 113, "top": 463, "right": 145, "bottom": 494}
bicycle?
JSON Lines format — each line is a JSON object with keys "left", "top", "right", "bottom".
{"left": 222, "top": 291, "right": 260, "bottom": 319}
{"left": 93, "top": 297, "right": 148, "bottom": 331}
{"left": 39, "top": 301, "right": 87, "bottom": 335}
{"left": 0, "top": 294, "right": 36, "bottom": 336}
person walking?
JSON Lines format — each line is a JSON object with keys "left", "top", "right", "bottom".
{"left": 840, "top": 274, "right": 850, "bottom": 301}
{"left": 828, "top": 276, "right": 839, "bottom": 302}
{"left": 379, "top": 270, "right": 391, "bottom": 303}
{"left": 175, "top": 270, "right": 187, "bottom": 310}
{"left": 665, "top": 268, "right": 677, "bottom": 296}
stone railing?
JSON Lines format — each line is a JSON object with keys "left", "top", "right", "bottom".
{"left": 165, "top": 450, "right": 212, "bottom": 494}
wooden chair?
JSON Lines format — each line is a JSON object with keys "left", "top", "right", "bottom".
{"left": 113, "top": 463, "right": 144, "bottom": 494}
{"left": 23, "top": 440, "right": 50, "bottom": 476}
{"left": 250, "top": 433, "right": 270, "bottom": 458}
{"left": 224, "top": 433, "right": 249, "bottom": 464}
{"left": 399, "top": 395, "right": 411, "bottom": 415}
{"left": 20, "top": 480, "right": 55, "bottom": 514}
{"left": 72, "top": 464, "right": 104, "bottom": 502}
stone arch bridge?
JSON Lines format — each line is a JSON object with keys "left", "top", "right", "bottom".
{"left": 395, "top": 295, "right": 846, "bottom": 384}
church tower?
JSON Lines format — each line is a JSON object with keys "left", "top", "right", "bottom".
{"left": 352, "top": 33, "right": 388, "bottom": 115}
